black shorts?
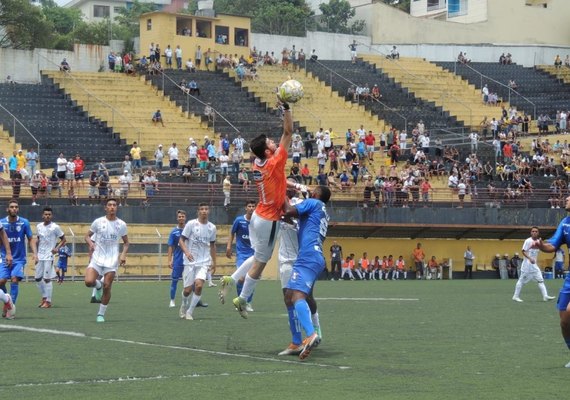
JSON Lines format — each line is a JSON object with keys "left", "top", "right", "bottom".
{"left": 170, "top": 160, "right": 179, "bottom": 169}
{"left": 56, "top": 171, "right": 66, "bottom": 179}
{"left": 75, "top": 173, "right": 84, "bottom": 180}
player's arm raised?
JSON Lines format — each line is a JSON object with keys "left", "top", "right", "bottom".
{"left": 279, "top": 103, "right": 293, "bottom": 152}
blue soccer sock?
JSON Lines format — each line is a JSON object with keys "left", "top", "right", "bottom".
{"left": 565, "top": 337, "right": 570, "bottom": 351}
{"left": 293, "top": 299, "right": 315, "bottom": 337}
{"left": 170, "top": 279, "right": 179, "bottom": 301}
{"left": 287, "top": 305, "right": 302, "bottom": 345}
{"left": 10, "top": 282, "right": 19, "bottom": 304}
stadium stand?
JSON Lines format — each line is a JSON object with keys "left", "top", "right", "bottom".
{"left": 538, "top": 65, "right": 570, "bottom": 84}
{"left": 0, "top": 82, "right": 126, "bottom": 164}
{"left": 299, "top": 59, "right": 463, "bottom": 132}
{"left": 436, "top": 61, "right": 570, "bottom": 119}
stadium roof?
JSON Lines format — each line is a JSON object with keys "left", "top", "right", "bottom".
{"left": 328, "top": 222, "right": 557, "bottom": 241}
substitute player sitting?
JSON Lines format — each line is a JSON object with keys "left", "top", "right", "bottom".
{"left": 84, "top": 198, "right": 129, "bottom": 323}
{"left": 219, "top": 98, "right": 294, "bottom": 318}
{"left": 178, "top": 203, "right": 216, "bottom": 320}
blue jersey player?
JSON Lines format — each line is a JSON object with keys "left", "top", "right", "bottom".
{"left": 536, "top": 195, "right": 570, "bottom": 368}
{"left": 282, "top": 186, "right": 331, "bottom": 360}
{"left": 56, "top": 244, "right": 72, "bottom": 283}
{"left": 225, "top": 200, "right": 256, "bottom": 310}
{"left": 0, "top": 200, "right": 35, "bottom": 306}
{"left": 167, "top": 210, "right": 186, "bottom": 308}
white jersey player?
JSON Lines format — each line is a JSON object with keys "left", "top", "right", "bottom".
{"left": 84, "top": 198, "right": 129, "bottom": 322}
{"left": 512, "top": 226, "right": 556, "bottom": 303}
{"left": 34, "top": 207, "right": 65, "bottom": 308}
{"left": 178, "top": 203, "right": 217, "bottom": 320}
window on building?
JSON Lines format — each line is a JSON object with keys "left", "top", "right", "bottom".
{"left": 176, "top": 17, "right": 193, "bottom": 36}
{"left": 215, "top": 26, "right": 229, "bottom": 44}
{"left": 525, "top": 0, "right": 550, "bottom": 7}
{"left": 234, "top": 28, "right": 248, "bottom": 46}
{"left": 147, "top": 19, "right": 152, "bottom": 31}
{"left": 427, "top": 0, "right": 446, "bottom": 11}
{"left": 196, "top": 20, "right": 212, "bottom": 38}
{"left": 113, "top": 6, "right": 122, "bottom": 13}
{"left": 448, "top": 0, "right": 467, "bottom": 17}
{"left": 93, "top": 5, "right": 110, "bottom": 18}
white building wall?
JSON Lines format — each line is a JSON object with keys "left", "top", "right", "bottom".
{"left": 0, "top": 44, "right": 109, "bottom": 84}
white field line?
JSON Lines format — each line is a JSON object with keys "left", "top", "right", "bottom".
{"left": 0, "top": 324, "right": 350, "bottom": 370}
{"left": 7, "top": 370, "right": 293, "bottom": 388}
{"left": 316, "top": 297, "right": 419, "bottom": 301}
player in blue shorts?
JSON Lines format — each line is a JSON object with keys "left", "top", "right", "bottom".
{"left": 225, "top": 200, "right": 256, "bottom": 311}
{"left": 536, "top": 195, "right": 570, "bottom": 368}
{"left": 167, "top": 210, "right": 186, "bottom": 308}
{"left": 56, "top": 243, "right": 72, "bottom": 284}
{"left": 0, "top": 200, "right": 35, "bottom": 307}
{"left": 282, "top": 185, "right": 331, "bottom": 360}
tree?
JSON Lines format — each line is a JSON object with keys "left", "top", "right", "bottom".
{"left": 41, "top": 0, "right": 83, "bottom": 35}
{"left": 0, "top": 0, "right": 53, "bottom": 49}
{"left": 318, "top": 0, "right": 365, "bottom": 34}
{"left": 114, "top": 0, "right": 157, "bottom": 37}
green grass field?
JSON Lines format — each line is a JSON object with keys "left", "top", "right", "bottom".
{"left": 0, "top": 278, "right": 567, "bottom": 399}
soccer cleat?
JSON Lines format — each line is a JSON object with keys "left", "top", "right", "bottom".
{"left": 95, "top": 286, "right": 103, "bottom": 302}
{"left": 232, "top": 296, "right": 248, "bottom": 319}
{"left": 169, "top": 300, "right": 176, "bottom": 308}
{"left": 90, "top": 296, "right": 101, "bottom": 304}
{"left": 179, "top": 304, "right": 188, "bottom": 319}
{"left": 96, "top": 315, "right": 105, "bottom": 323}
{"left": 544, "top": 295, "right": 556, "bottom": 301}
{"left": 245, "top": 303, "right": 254, "bottom": 312}
{"left": 197, "top": 300, "right": 208, "bottom": 307}
{"left": 218, "top": 276, "right": 234, "bottom": 304}
{"left": 3, "top": 294, "right": 15, "bottom": 320}
{"left": 38, "top": 297, "right": 47, "bottom": 308}
{"left": 565, "top": 360, "right": 570, "bottom": 368}
{"left": 512, "top": 296, "right": 523, "bottom": 303}
{"left": 40, "top": 301, "right": 52, "bottom": 309}
{"left": 184, "top": 312, "right": 194, "bottom": 320}
{"left": 278, "top": 343, "right": 303, "bottom": 356}
{"left": 208, "top": 282, "right": 217, "bottom": 287}
{"left": 299, "top": 333, "right": 321, "bottom": 360}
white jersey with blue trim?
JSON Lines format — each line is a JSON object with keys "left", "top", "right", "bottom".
{"left": 181, "top": 219, "right": 216, "bottom": 268}
{"left": 278, "top": 197, "right": 302, "bottom": 264}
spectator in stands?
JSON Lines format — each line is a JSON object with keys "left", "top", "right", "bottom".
{"left": 508, "top": 79, "right": 518, "bottom": 90}
{"left": 142, "top": 169, "right": 158, "bottom": 207}
{"left": 310, "top": 49, "right": 318, "bottom": 62}
{"left": 152, "top": 110, "right": 164, "bottom": 127}
{"left": 188, "top": 80, "right": 200, "bottom": 96}
{"left": 25, "top": 148, "right": 38, "bottom": 176}
{"left": 499, "top": 53, "right": 506, "bottom": 65}
{"left": 60, "top": 58, "right": 70, "bottom": 72}
{"left": 181, "top": 159, "right": 192, "bottom": 183}
{"left": 118, "top": 170, "right": 132, "bottom": 207}
{"left": 482, "top": 84, "right": 489, "bottom": 104}
{"left": 122, "top": 155, "right": 132, "bottom": 177}
{"left": 204, "top": 103, "right": 215, "bottom": 122}
{"left": 457, "top": 52, "right": 470, "bottom": 64}
{"left": 185, "top": 58, "right": 196, "bottom": 72}
{"left": 154, "top": 144, "right": 164, "bottom": 172}
{"left": 222, "top": 175, "right": 231, "bottom": 209}
{"left": 175, "top": 45, "right": 182, "bottom": 70}
{"left": 130, "top": 142, "right": 142, "bottom": 175}
{"left": 168, "top": 142, "right": 179, "bottom": 176}
{"left": 555, "top": 55, "right": 562, "bottom": 68}
{"left": 138, "top": 56, "right": 148, "bottom": 73}
{"left": 388, "top": 46, "right": 399, "bottom": 60}
{"left": 238, "top": 168, "right": 249, "bottom": 191}
{"left": 98, "top": 170, "right": 110, "bottom": 203}
{"left": 371, "top": 84, "right": 381, "bottom": 100}
{"left": 108, "top": 52, "right": 115, "bottom": 72}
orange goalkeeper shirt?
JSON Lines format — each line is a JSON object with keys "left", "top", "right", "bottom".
{"left": 253, "top": 145, "right": 288, "bottom": 221}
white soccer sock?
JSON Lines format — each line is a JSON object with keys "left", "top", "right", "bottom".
{"left": 45, "top": 281, "right": 53, "bottom": 302}
{"left": 187, "top": 294, "right": 202, "bottom": 315}
{"left": 231, "top": 256, "right": 254, "bottom": 281}
{"left": 182, "top": 292, "right": 190, "bottom": 307}
{"left": 538, "top": 282, "right": 548, "bottom": 297}
{"left": 239, "top": 274, "right": 258, "bottom": 300}
{"left": 513, "top": 279, "right": 523, "bottom": 298}
{"left": 36, "top": 281, "right": 45, "bottom": 297}
{"left": 95, "top": 279, "right": 102, "bottom": 289}
{"left": 311, "top": 311, "right": 320, "bottom": 329}
{"left": 98, "top": 304, "right": 107, "bottom": 316}
{"left": 0, "top": 289, "right": 8, "bottom": 303}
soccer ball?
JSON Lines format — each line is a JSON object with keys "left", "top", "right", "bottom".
{"left": 278, "top": 79, "right": 304, "bottom": 103}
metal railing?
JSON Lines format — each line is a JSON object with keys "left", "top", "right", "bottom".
{"left": 38, "top": 53, "right": 143, "bottom": 144}
{"left": 0, "top": 103, "right": 41, "bottom": 158}
{"left": 308, "top": 58, "right": 408, "bottom": 131}
{"left": 452, "top": 61, "right": 537, "bottom": 120}
{"left": 357, "top": 42, "right": 474, "bottom": 127}
{"left": 154, "top": 69, "right": 241, "bottom": 138}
